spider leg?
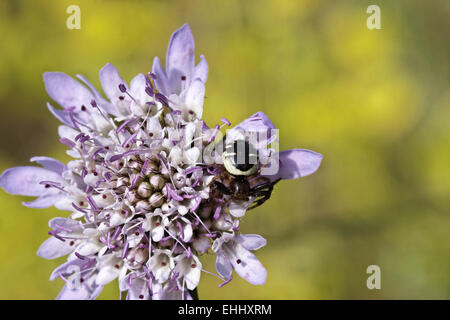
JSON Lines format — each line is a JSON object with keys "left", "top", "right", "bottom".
{"left": 249, "top": 176, "right": 271, "bottom": 188}
{"left": 251, "top": 177, "right": 282, "bottom": 192}
{"left": 210, "top": 180, "right": 232, "bottom": 196}
{"left": 247, "top": 192, "right": 271, "bottom": 210}
{"left": 246, "top": 188, "right": 273, "bottom": 210}
{"left": 246, "top": 178, "right": 281, "bottom": 210}
{"left": 207, "top": 169, "right": 227, "bottom": 187}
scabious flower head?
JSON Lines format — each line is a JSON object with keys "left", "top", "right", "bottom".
{"left": 0, "top": 24, "right": 322, "bottom": 300}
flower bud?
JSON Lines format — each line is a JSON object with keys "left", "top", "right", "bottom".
{"left": 150, "top": 174, "right": 165, "bottom": 190}
{"left": 142, "top": 160, "right": 159, "bottom": 176}
{"left": 149, "top": 192, "right": 164, "bottom": 208}
{"left": 135, "top": 200, "right": 151, "bottom": 212}
{"left": 149, "top": 160, "right": 160, "bottom": 171}
{"left": 161, "top": 185, "right": 168, "bottom": 197}
{"left": 126, "top": 190, "right": 138, "bottom": 204}
{"left": 132, "top": 172, "right": 144, "bottom": 185}
{"left": 137, "top": 181, "right": 152, "bottom": 198}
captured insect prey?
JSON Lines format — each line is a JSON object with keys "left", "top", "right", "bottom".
{"left": 208, "top": 139, "right": 282, "bottom": 210}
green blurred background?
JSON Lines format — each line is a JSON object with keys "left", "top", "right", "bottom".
{"left": 0, "top": 0, "right": 449, "bottom": 299}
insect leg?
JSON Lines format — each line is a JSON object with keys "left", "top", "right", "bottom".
{"left": 211, "top": 180, "right": 233, "bottom": 196}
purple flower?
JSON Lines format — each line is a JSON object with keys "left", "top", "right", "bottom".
{"left": 0, "top": 24, "right": 322, "bottom": 300}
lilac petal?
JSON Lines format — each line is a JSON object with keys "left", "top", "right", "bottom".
{"left": 99, "top": 63, "right": 128, "bottom": 102}
{"left": 43, "top": 72, "right": 94, "bottom": 110}
{"left": 126, "top": 277, "right": 149, "bottom": 300}
{"left": 22, "top": 193, "right": 61, "bottom": 209}
{"left": 51, "top": 259, "right": 99, "bottom": 299}
{"left": 130, "top": 73, "right": 146, "bottom": 91}
{"left": 228, "top": 200, "right": 252, "bottom": 218}
{"left": 230, "top": 244, "right": 267, "bottom": 285}
{"left": 234, "top": 111, "right": 276, "bottom": 132}
{"left": 215, "top": 252, "right": 232, "bottom": 280}
{"left": 54, "top": 196, "right": 78, "bottom": 212}
{"left": 56, "top": 282, "right": 103, "bottom": 300}
{"left": 184, "top": 258, "right": 201, "bottom": 290}
{"left": 166, "top": 24, "right": 195, "bottom": 94}
{"left": 229, "top": 111, "right": 277, "bottom": 149}
{"left": 50, "top": 258, "right": 86, "bottom": 281}
{"left": 58, "top": 125, "right": 79, "bottom": 141}
{"left": 60, "top": 137, "right": 75, "bottom": 148}
{"left": 54, "top": 262, "right": 104, "bottom": 300}
{"left": 30, "top": 156, "right": 67, "bottom": 175}
{"left": 151, "top": 282, "right": 163, "bottom": 300}
{"left": 185, "top": 78, "right": 205, "bottom": 118}
{"left": 192, "top": 54, "right": 208, "bottom": 83}
{"left": 235, "top": 234, "right": 267, "bottom": 251}
{"left": 129, "top": 73, "right": 147, "bottom": 102}
{"left": 76, "top": 74, "right": 118, "bottom": 116}
{"left": 56, "top": 284, "right": 91, "bottom": 300}
{"left": 152, "top": 56, "right": 169, "bottom": 96}
{"left": 0, "top": 166, "right": 62, "bottom": 197}
{"left": 265, "top": 149, "right": 322, "bottom": 181}
{"left": 161, "top": 285, "right": 192, "bottom": 300}
{"left": 151, "top": 226, "right": 164, "bottom": 242}
{"left": 48, "top": 217, "right": 82, "bottom": 231}
{"left": 37, "top": 236, "right": 76, "bottom": 260}
{"left": 47, "top": 102, "right": 72, "bottom": 126}
{"left": 96, "top": 265, "right": 120, "bottom": 285}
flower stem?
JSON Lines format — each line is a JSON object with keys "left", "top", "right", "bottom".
{"left": 188, "top": 288, "right": 199, "bottom": 300}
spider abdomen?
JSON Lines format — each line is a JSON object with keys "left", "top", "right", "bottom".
{"left": 230, "top": 178, "right": 251, "bottom": 200}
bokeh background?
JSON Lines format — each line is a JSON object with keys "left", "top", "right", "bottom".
{"left": 0, "top": 0, "right": 448, "bottom": 299}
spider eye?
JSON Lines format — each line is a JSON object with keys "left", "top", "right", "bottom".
{"left": 222, "top": 140, "right": 258, "bottom": 176}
